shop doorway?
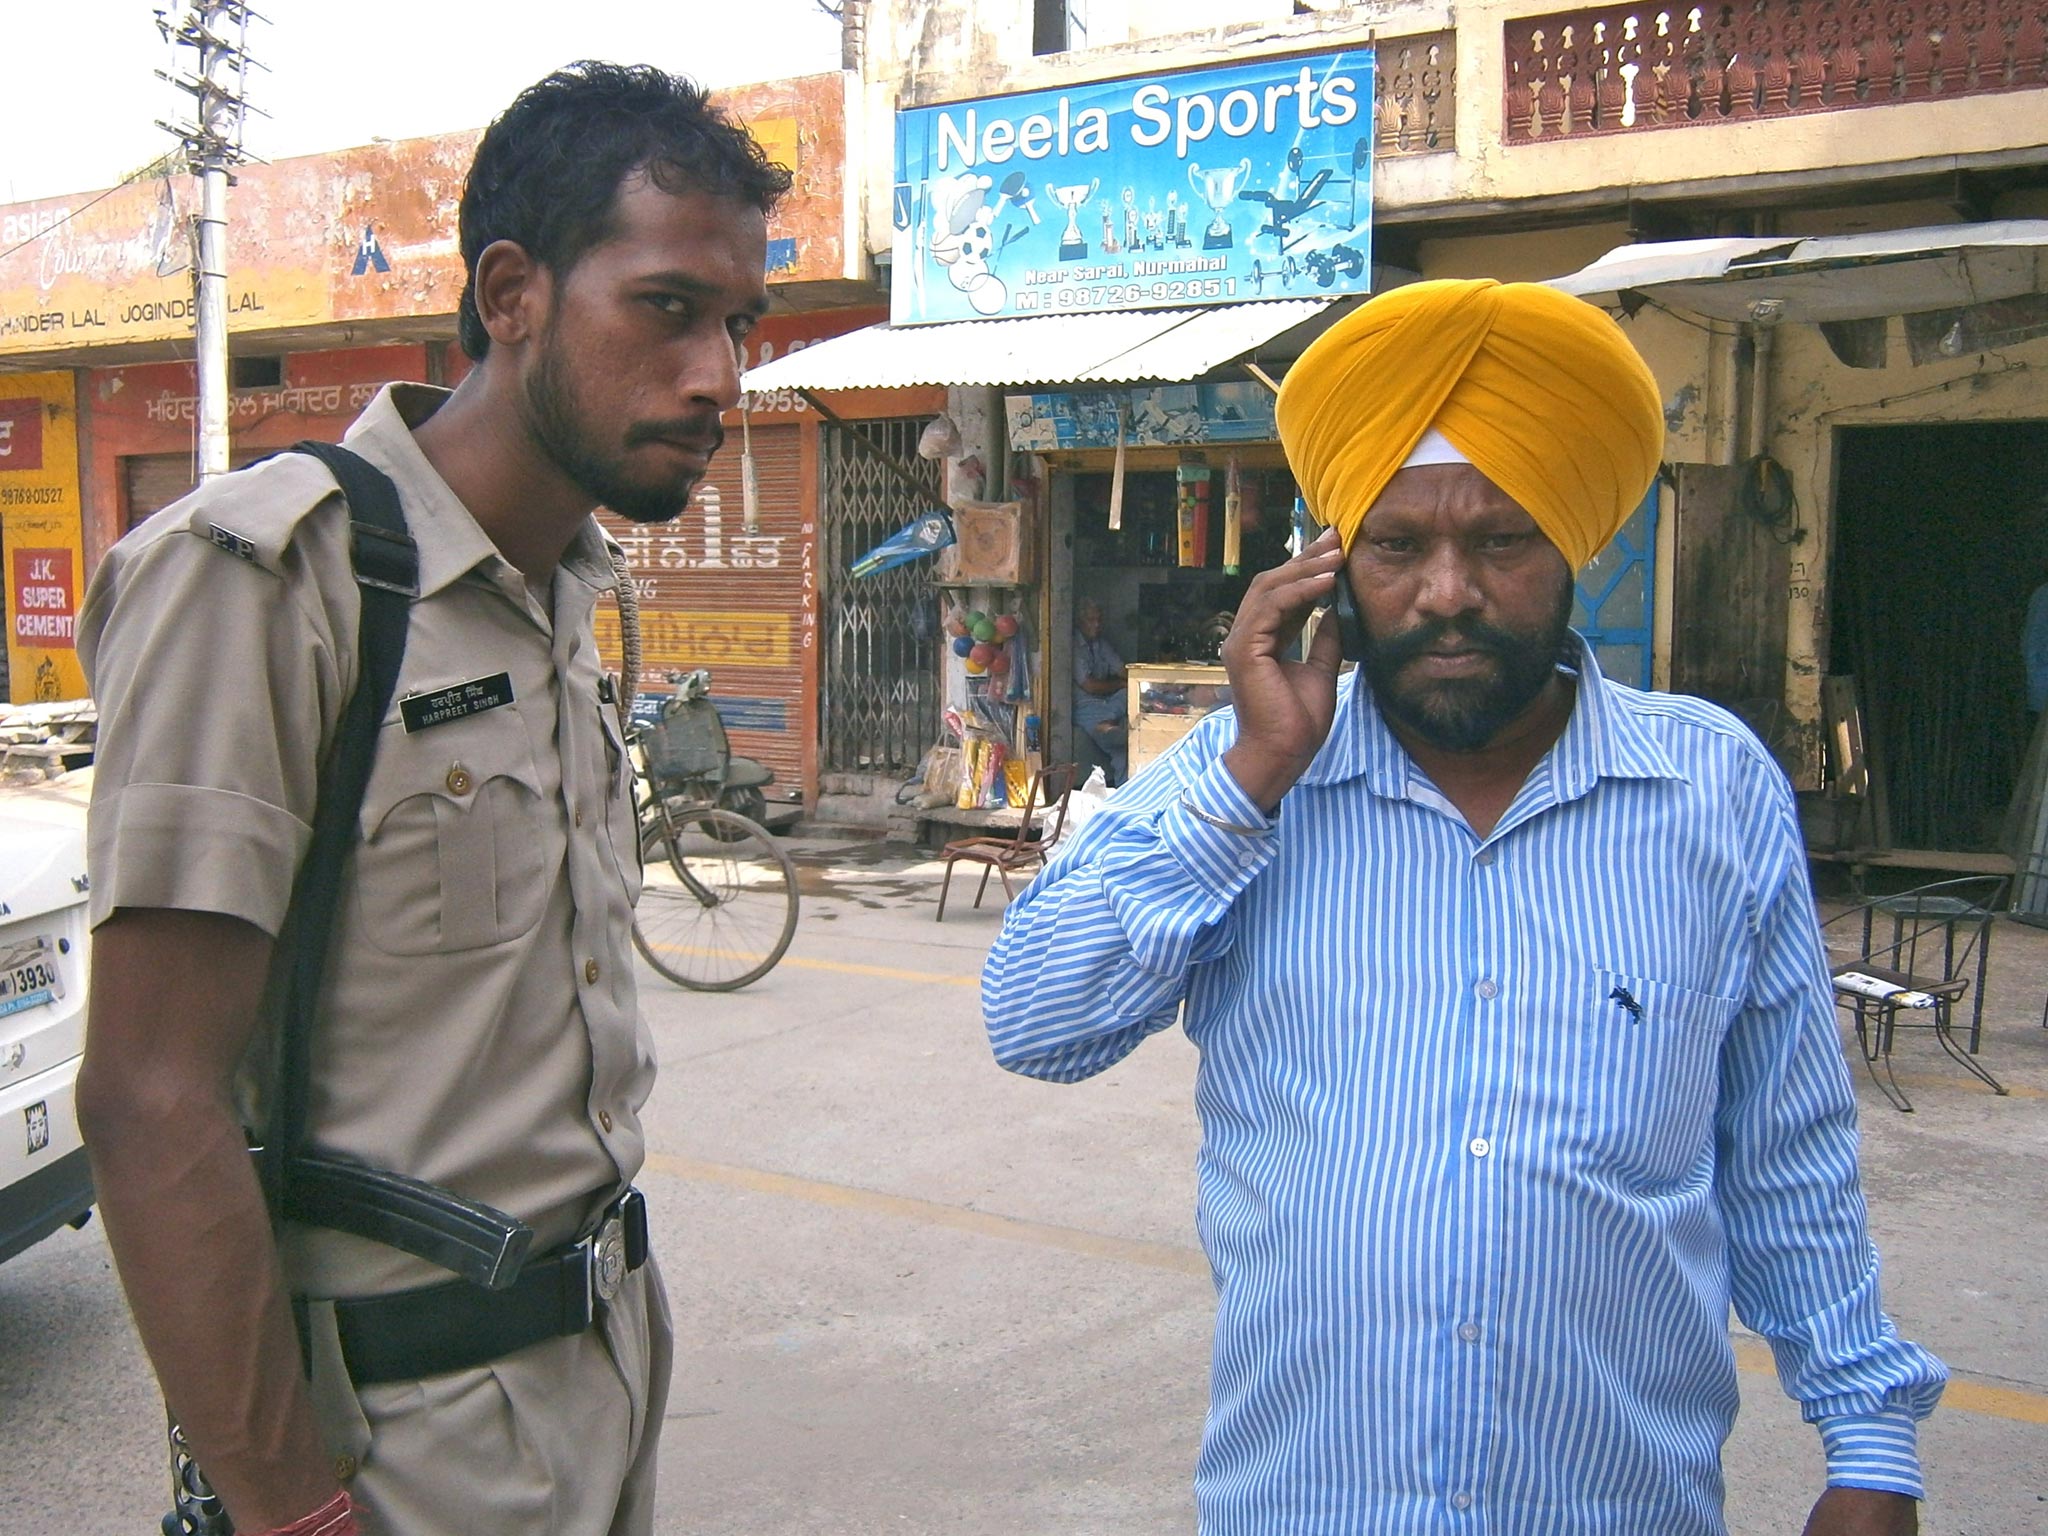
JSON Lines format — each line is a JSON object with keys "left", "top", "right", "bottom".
{"left": 1829, "top": 421, "right": 2048, "bottom": 851}
{"left": 817, "top": 418, "right": 942, "bottom": 774}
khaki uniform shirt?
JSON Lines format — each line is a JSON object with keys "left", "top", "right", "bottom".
{"left": 81, "top": 383, "right": 653, "bottom": 1297}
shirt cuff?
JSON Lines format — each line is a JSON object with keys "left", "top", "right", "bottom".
{"left": 1818, "top": 1411, "right": 1924, "bottom": 1499}
{"left": 1156, "top": 757, "right": 1278, "bottom": 897}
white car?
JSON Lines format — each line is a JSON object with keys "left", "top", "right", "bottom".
{"left": 0, "top": 767, "right": 94, "bottom": 1264}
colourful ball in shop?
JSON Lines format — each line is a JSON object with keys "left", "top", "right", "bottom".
{"left": 993, "top": 614, "right": 1020, "bottom": 639}
{"left": 988, "top": 649, "right": 1012, "bottom": 677}
{"left": 943, "top": 612, "right": 969, "bottom": 638}
{"left": 951, "top": 634, "right": 976, "bottom": 657}
{"left": 963, "top": 657, "right": 988, "bottom": 676}
{"left": 968, "top": 641, "right": 997, "bottom": 666}
{"left": 971, "top": 619, "right": 998, "bottom": 644}
{"left": 963, "top": 610, "right": 987, "bottom": 631}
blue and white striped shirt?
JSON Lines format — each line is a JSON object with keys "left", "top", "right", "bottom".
{"left": 983, "top": 640, "right": 1945, "bottom": 1534}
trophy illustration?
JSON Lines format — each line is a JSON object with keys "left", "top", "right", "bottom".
{"left": 1046, "top": 179, "right": 1098, "bottom": 261}
{"left": 1188, "top": 159, "right": 1252, "bottom": 251}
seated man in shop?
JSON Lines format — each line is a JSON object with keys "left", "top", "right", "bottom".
{"left": 985, "top": 279, "right": 1942, "bottom": 1535}
{"left": 1072, "top": 597, "right": 1128, "bottom": 784}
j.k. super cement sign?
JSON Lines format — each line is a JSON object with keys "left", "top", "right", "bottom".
{"left": 890, "top": 49, "right": 1375, "bottom": 326}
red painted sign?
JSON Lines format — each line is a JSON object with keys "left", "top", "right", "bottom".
{"left": 12, "top": 547, "right": 74, "bottom": 647}
{"left": 0, "top": 398, "right": 44, "bottom": 472}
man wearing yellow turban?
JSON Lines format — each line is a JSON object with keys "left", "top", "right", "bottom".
{"left": 1279, "top": 276, "right": 1664, "bottom": 566}
{"left": 985, "top": 278, "right": 1941, "bottom": 1536}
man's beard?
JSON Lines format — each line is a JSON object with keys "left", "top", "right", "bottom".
{"left": 1360, "top": 577, "right": 1576, "bottom": 753}
{"left": 524, "top": 338, "right": 723, "bottom": 525}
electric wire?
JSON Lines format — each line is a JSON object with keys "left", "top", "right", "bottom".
{"left": 0, "top": 152, "right": 184, "bottom": 267}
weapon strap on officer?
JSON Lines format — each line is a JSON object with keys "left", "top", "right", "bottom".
{"left": 257, "top": 440, "right": 536, "bottom": 1292}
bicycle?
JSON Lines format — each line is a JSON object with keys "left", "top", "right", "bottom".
{"left": 626, "top": 671, "right": 799, "bottom": 992}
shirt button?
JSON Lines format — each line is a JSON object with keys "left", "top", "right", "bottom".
{"left": 575, "top": 810, "right": 585, "bottom": 827}
{"left": 334, "top": 1453, "right": 358, "bottom": 1481}
{"left": 585, "top": 958, "right": 601, "bottom": 984}
{"left": 446, "top": 764, "right": 473, "bottom": 796}
{"left": 1474, "top": 848, "right": 1495, "bottom": 867}
{"left": 1474, "top": 978, "right": 1499, "bottom": 1000}
{"left": 1451, "top": 1492, "right": 1473, "bottom": 1511}
{"left": 1458, "top": 1322, "right": 1482, "bottom": 1342}
{"left": 1468, "top": 1136, "right": 1492, "bottom": 1158}
{"left": 599, "top": 1110, "right": 614, "bottom": 1133}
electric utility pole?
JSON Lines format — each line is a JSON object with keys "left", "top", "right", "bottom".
{"left": 156, "top": 3, "right": 264, "bottom": 482}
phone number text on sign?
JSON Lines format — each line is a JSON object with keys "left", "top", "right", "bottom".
{"left": 1019, "top": 277, "right": 1242, "bottom": 312}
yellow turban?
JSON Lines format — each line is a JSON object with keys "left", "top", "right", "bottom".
{"left": 1274, "top": 278, "right": 1665, "bottom": 569}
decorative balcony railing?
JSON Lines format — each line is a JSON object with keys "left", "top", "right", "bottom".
{"left": 1503, "top": 0, "right": 2048, "bottom": 143}
{"left": 1377, "top": 32, "right": 1457, "bottom": 155}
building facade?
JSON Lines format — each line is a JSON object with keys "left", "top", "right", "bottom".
{"left": 756, "top": 0, "right": 2048, "bottom": 860}
{"left": 0, "top": 69, "right": 936, "bottom": 808}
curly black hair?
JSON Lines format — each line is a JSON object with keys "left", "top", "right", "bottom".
{"left": 456, "top": 60, "right": 794, "bottom": 360}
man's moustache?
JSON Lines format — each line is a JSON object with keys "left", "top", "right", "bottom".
{"left": 624, "top": 418, "right": 726, "bottom": 453}
{"left": 1372, "top": 617, "right": 1520, "bottom": 669}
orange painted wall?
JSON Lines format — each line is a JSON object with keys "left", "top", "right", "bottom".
{"left": 79, "top": 343, "right": 437, "bottom": 562}
{"left": 0, "top": 73, "right": 850, "bottom": 357}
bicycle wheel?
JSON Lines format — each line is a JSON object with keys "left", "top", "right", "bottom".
{"left": 632, "top": 808, "right": 798, "bottom": 991}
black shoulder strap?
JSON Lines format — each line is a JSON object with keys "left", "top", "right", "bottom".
{"left": 258, "top": 443, "right": 533, "bottom": 1290}
{"left": 262, "top": 441, "right": 417, "bottom": 1199}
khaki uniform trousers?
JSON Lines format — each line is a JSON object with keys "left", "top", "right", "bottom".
{"left": 310, "top": 1258, "right": 672, "bottom": 1535}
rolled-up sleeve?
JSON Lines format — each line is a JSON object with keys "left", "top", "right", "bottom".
{"left": 1713, "top": 763, "right": 1946, "bottom": 1497}
{"left": 81, "top": 521, "right": 345, "bottom": 938}
{"left": 982, "top": 708, "right": 1277, "bottom": 1081}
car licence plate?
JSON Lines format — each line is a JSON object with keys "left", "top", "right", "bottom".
{"left": 0, "top": 938, "right": 63, "bottom": 1020}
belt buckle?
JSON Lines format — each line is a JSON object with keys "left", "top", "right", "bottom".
{"left": 590, "top": 1214, "right": 628, "bottom": 1306}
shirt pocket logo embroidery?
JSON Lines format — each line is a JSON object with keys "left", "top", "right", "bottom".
{"left": 355, "top": 706, "right": 549, "bottom": 955}
{"left": 1574, "top": 968, "right": 1739, "bottom": 1187}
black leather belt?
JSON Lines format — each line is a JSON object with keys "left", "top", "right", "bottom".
{"left": 299, "top": 1188, "right": 648, "bottom": 1388}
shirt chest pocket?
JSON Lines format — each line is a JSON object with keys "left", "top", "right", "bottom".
{"left": 354, "top": 707, "right": 549, "bottom": 955}
{"left": 1572, "top": 969, "right": 1737, "bottom": 1187}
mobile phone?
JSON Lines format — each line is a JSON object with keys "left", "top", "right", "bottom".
{"left": 1332, "top": 564, "right": 1367, "bottom": 663}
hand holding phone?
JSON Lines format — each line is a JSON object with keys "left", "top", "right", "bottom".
{"left": 1219, "top": 527, "right": 1348, "bottom": 813}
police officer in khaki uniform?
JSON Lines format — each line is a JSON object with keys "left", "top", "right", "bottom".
{"left": 76, "top": 64, "right": 788, "bottom": 1536}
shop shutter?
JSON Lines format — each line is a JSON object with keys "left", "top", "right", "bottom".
{"left": 599, "top": 422, "right": 810, "bottom": 797}
{"left": 121, "top": 450, "right": 266, "bottom": 531}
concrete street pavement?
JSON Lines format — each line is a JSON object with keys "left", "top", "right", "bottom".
{"left": 3, "top": 833, "right": 2043, "bottom": 1533}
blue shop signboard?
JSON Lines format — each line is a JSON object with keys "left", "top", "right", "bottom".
{"left": 1005, "top": 382, "right": 1277, "bottom": 451}
{"left": 891, "top": 48, "right": 1375, "bottom": 326}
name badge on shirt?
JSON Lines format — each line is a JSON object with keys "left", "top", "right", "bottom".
{"left": 400, "top": 672, "right": 515, "bottom": 733}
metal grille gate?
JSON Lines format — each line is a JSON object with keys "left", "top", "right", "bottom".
{"left": 818, "top": 418, "right": 942, "bottom": 774}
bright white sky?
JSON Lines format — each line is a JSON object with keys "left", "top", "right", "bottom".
{"left": 8, "top": 0, "right": 846, "bottom": 204}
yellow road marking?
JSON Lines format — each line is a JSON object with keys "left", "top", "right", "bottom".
{"left": 647, "top": 1152, "right": 1204, "bottom": 1275}
{"left": 646, "top": 1151, "right": 2048, "bottom": 1426}
{"left": 778, "top": 954, "right": 981, "bottom": 987}
{"left": 642, "top": 943, "right": 980, "bottom": 987}
{"left": 1870, "top": 1068, "right": 2045, "bottom": 1101}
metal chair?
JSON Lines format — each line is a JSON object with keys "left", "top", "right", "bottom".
{"left": 935, "top": 763, "right": 1076, "bottom": 922}
{"left": 1820, "top": 875, "right": 2009, "bottom": 1113}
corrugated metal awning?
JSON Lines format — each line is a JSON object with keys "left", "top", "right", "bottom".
{"left": 742, "top": 299, "right": 1337, "bottom": 393}
{"left": 1549, "top": 221, "right": 2048, "bottom": 324}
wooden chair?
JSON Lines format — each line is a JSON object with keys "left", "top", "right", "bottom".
{"left": 935, "top": 763, "right": 1077, "bottom": 922}
{"left": 1820, "top": 875, "right": 2009, "bottom": 1113}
